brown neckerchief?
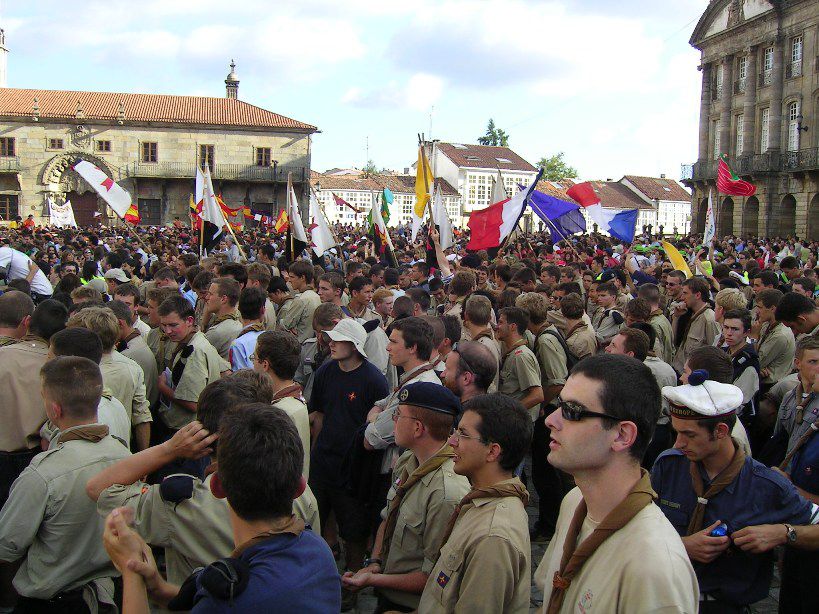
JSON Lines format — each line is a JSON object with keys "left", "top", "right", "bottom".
{"left": 547, "top": 470, "right": 656, "bottom": 614}
{"left": 649, "top": 308, "right": 664, "bottom": 319}
{"left": 237, "top": 322, "right": 266, "bottom": 338}
{"left": 780, "top": 422, "right": 819, "bottom": 471}
{"left": 230, "top": 515, "right": 306, "bottom": 558}
{"left": 116, "top": 330, "right": 142, "bottom": 353}
{"left": 57, "top": 424, "right": 110, "bottom": 444}
{"left": 381, "top": 445, "right": 456, "bottom": 563}
{"left": 678, "top": 304, "right": 709, "bottom": 344}
{"left": 20, "top": 334, "right": 48, "bottom": 346}
{"left": 502, "top": 338, "right": 529, "bottom": 361}
{"left": 686, "top": 439, "right": 746, "bottom": 535}
{"left": 564, "top": 321, "right": 586, "bottom": 340}
{"left": 435, "top": 478, "right": 529, "bottom": 562}
{"left": 791, "top": 381, "right": 815, "bottom": 425}
{"left": 272, "top": 383, "right": 304, "bottom": 402}
{"left": 471, "top": 328, "right": 493, "bottom": 342}
{"left": 392, "top": 362, "right": 434, "bottom": 392}
{"left": 208, "top": 311, "right": 241, "bottom": 330}
{"left": 757, "top": 321, "right": 779, "bottom": 350}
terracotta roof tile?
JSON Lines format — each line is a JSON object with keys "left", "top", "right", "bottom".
{"left": 437, "top": 142, "right": 536, "bottom": 173}
{"left": 311, "top": 173, "right": 460, "bottom": 197}
{"left": 587, "top": 181, "right": 655, "bottom": 210}
{"left": 622, "top": 175, "right": 691, "bottom": 202}
{"left": 0, "top": 88, "right": 316, "bottom": 131}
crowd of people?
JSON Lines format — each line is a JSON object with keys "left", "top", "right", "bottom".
{"left": 0, "top": 218, "right": 818, "bottom": 613}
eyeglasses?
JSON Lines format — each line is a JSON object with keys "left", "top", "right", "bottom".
{"left": 391, "top": 408, "right": 420, "bottom": 423}
{"left": 557, "top": 398, "right": 621, "bottom": 423}
{"left": 449, "top": 427, "right": 489, "bottom": 444}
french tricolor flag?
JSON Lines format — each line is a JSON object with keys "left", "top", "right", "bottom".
{"left": 566, "top": 182, "right": 639, "bottom": 243}
{"left": 467, "top": 169, "right": 543, "bottom": 252}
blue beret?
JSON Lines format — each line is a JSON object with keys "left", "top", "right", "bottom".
{"left": 398, "top": 382, "right": 461, "bottom": 416}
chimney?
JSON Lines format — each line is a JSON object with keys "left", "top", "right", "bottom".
{"left": 660, "top": 173, "right": 666, "bottom": 179}
{"left": 225, "top": 60, "right": 239, "bottom": 99}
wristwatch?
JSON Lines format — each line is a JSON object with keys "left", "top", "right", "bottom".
{"left": 784, "top": 524, "right": 797, "bottom": 544}
{"left": 363, "top": 557, "right": 383, "bottom": 567}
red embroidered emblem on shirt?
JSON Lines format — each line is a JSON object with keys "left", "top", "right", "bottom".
{"left": 437, "top": 571, "right": 450, "bottom": 588}
{"left": 348, "top": 392, "right": 356, "bottom": 401}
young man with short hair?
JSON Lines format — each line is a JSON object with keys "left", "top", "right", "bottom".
{"left": 559, "top": 293, "right": 596, "bottom": 359}
{"left": 108, "top": 300, "right": 160, "bottom": 410}
{"left": 144, "top": 286, "right": 181, "bottom": 373}
{"left": 101, "top": 404, "right": 340, "bottom": 612}
{"left": 0, "top": 357, "right": 130, "bottom": 612}
{"left": 671, "top": 277, "right": 720, "bottom": 374}
{"left": 318, "top": 271, "right": 346, "bottom": 306}
{"left": 202, "top": 276, "right": 243, "bottom": 361}
{"left": 496, "top": 306, "right": 545, "bottom": 414}
{"left": 638, "top": 283, "right": 675, "bottom": 364}
{"left": 113, "top": 283, "right": 151, "bottom": 337}
{"left": 652, "top": 376, "right": 819, "bottom": 611}
{"left": 342, "top": 383, "right": 470, "bottom": 611}
{"left": 229, "top": 286, "right": 267, "bottom": 371}
{"left": 0, "top": 290, "right": 34, "bottom": 347}
{"left": 593, "top": 281, "right": 625, "bottom": 348}
{"left": 721, "top": 308, "right": 760, "bottom": 420}
{"left": 418, "top": 393, "right": 533, "bottom": 612}
{"left": 776, "top": 291, "right": 819, "bottom": 337}
{"left": 346, "top": 276, "right": 379, "bottom": 322}
{"left": 536, "top": 354, "right": 699, "bottom": 613}
{"left": 462, "top": 295, "right": 500, "bottom": 389}
{"left": 279, "top": 260, "right": 322, "bottom": 343}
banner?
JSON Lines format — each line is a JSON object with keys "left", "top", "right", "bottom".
{"left": 48, "top": 198, "right": 77, "bottom": 228}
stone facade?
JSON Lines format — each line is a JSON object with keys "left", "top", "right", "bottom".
{"left": 682, "top": 0, "right": 819, "bottom": 239}
{"left": 0, "top": 88, "right": 315, "bottom": 226}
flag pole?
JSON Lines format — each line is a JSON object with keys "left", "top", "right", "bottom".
{"left": 287, "top": 172, "right": 295, "bottom": 261}
{"left": 417, "top": 134, "right": 436, "bottom": 226}
{"left": 310, "top": 185, "right": 343, "bottom": 250}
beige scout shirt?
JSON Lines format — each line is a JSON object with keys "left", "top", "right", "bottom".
{"left": 272, "top": 396, "right": 311, "bottom": 479}
{"left": 757, "top": 321, "right": 796, "bottom": 385}
{"left": 133, "top": 317, "right": 151, "bottom": 338}
{"left": 264, "top": 297, "right": 278, "bottom": 331}
{"left": 161, "top": 332, "right": 228, "bottom": 430}
{"left": 473, "top": 330, "right": 501, "bottom": 393}
{"left": 0, "top": 336, "right": 49, "bottom": 451}
{"left": 535, "top": 487, "right": 699, "bottom": 614}
{"left": 123, "top": 333, "right": 160, "bottom": 409}
{"left": 278, "top": 289, "right": 321, "bottom": 343}
{"left": 0, "top": 427, "right": 130, "bottom": 600}
{"left": 500, "top": 342, "right": 543, "bottom": 421}
{"left": 204, "top": 315, "right": 243, "bottom": 361}
{"left": 146, "top": 327, "right": 177, "bottom": 374}
{"left": 100, "top": 351, "right": 152, "bottom": 428}
{"left": 97, "top": 474, "right": 321, "bottom": 586}
{"left": 672, "top": 305, "right": 720, "bottom": 374}
{"left": 378, "top": 450, "right": 470, "bottom": 609}
{"left": 418, "top": 478, "right": 531, "bottom": 614}
{"left": 564, "top": 321, "right": 597, "bottom": 360}
{"left": 649, "top": 311, "right": 675, "bottom": 365}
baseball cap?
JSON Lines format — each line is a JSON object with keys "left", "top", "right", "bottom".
{"left": 103, "top": 268, "right": 130, "bottom": 283}
{"left": 326, "top": 319, "right": 368, "bottom": 359}
{"left": 398, "top": 382, "right": 461, "bottom": 416}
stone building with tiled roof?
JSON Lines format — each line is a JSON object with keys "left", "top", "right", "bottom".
{"left": 620, "top": 175, "right": 691, "bottom": 234}
{"left": 0, "top": 62, "right": 317, "bottom": 226}
{"left": 311, "top": 173, "right": 462, "bottom": 228}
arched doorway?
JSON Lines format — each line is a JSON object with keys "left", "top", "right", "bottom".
{"left": 719, "top": 197, "right": 734, "bottom": 236}
{"left": 695, "top": 197, "right": 708, "bottom": 234}
{"left": 41, "top": 152, "right": 114, "bottom": 227}
{"left": 743, "top": 196, "right": 759, "bottom": 237}
{"left": 64, "top": 191, "right": 100, "bottom": 227}
{"left": 808, "top": 193, "right": 819, "bottom": 240}
{"left": 780, "top": 194, "right": 797, "bottom": 238}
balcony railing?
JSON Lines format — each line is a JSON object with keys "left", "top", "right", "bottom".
{"left": 785, "top": 62, "right": 802, "bottom": 78}
{"left": 733, "top": 79, "right": 746, "bottom": 94}
{"left": 758, "top": 71, "right": 772, "bottom": 86}
{"left": 125, "top": 162, "right": 306, "bottom": 182}
{"left": 0, "top": 156, "right": 21, "bottom": 172}
{"left": 686, "top": 149, "right": 819, "bottom": 183}
{"left": 680, "top": 164, "right": 693, "bottom": 181}
{"left": 782, "top": 147, "right": 819, "bottom": 171}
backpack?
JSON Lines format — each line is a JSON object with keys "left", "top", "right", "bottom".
{"left": 540, "top": 328, "right": 581, "bottom": 372}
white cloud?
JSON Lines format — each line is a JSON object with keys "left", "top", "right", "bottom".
{"left": 342, "top": 72, "right": 444, "bottom": 111}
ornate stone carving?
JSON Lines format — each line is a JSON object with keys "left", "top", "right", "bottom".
{"left": 70, "top": 124, "right": 91, "bottom": 149}
{"left": 727, "top": 0, "right": 745, "bottom": 28}
{"left": 40, "top": 151, "right": 114, "bottom": 187}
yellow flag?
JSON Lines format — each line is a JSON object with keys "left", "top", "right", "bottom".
{"left": 414, "top": 147, "right": 432, "bottom": 218}
{"left": 661, "top": 241, "right": 693, "bottom": 279}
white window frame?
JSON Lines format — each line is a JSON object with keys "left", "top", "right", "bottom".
{"left": 791, "top": 36, "right": 803, "bottom": 64}
{"left": 735, "top": 114, "right": 744, "bottom": 157}
{"left": 715, "top": 64, "right": 724, "bottom": 97}
{"left": 713, "top": 119, "right": 721, "bottom": 159}
{"left": 787, "top": 101, "right": 800, "bottom": 152}
{"left": 763, "top": 47, "right": 773, "bottom": 72}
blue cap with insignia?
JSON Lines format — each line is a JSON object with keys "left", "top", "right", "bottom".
{"left": 398, "top": 382, "right": 461, "bottom": 416}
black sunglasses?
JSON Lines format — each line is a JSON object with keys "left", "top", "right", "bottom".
{"left": 557, "top": 398, "right": 621, "bottom": 423}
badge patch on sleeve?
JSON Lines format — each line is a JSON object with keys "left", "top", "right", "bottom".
{"left": 437, "top": 571, "right": 450, "bottom": 588}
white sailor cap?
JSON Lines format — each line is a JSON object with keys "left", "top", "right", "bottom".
{"left": 662, "top": 370, "right": 743, "bottom": 420}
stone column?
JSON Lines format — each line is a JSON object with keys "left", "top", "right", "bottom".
{"left": 767, "top": 36, "right": 785, "bottom": 152}
{"left": 720, "top": 54, "right": 734, "bottom": 159}
{"left": 697, "top": 63, "right": 712, "bottom": 162}
{"left": 742, "top": 47, "right": 757, "bottom": 156}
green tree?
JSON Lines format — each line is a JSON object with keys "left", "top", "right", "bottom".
{"left": 362, "top": 159, "right": 378, "bottom": 177}
{"left": 477, "top": 118, "right": 510, "bottom": 146}
{"left": 536, "top": 152, "right": 578, "bottom": 181}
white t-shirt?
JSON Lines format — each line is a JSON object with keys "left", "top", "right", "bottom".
{"left": 97, "top": 394, "right": 133, "bottom": 450}
{"left": 0, "top": 247, "right": 54, "bottom": 296}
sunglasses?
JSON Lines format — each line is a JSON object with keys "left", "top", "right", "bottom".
{"left": 557, "top": 398, "right": 621, "bottom": 423}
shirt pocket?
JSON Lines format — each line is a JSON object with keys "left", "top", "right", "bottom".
{"left": 431, "top": 548, "right": 465, "bottom": 606}
{"left": 396, "top": 508, "right": 424, "bottom": 552}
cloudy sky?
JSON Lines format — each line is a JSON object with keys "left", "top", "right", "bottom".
{"left": 3, "top": 0, "right": 708, "bottom": 180}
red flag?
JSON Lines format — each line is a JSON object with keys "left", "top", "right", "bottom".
{"left": 274, "top": 210, "right": 289, "bottom": 234}
{"left": 123, "top": 203, "right": 141, "bottom": 224}
{"left": 717, "top": 154, "right": 756, "bottom": 196}
{"left": 332, "top": 192, "right": 362, "bottom": 214}
{"left": 466, "top": 170, "right": 542, "bottom": 251}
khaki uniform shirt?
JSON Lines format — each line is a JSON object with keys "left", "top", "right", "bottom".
{"left": 0, "top": 337, "right": 49, "bottom": 451}
{"left": 644, "top": 355, "right": 678, "bottom": 422}
{"left": 278, "top": 289, "right": 321, "bottom": 343}
{"left": 649, "top": 311, "right": 675, "bottom": 365}
{"left": 418, "top": 478, "right": 531, "bottom": 614}
{"left": 757, "top": 322, "right": 796, "bottom": 385}
{"left": 564, "top": 321, "right": 597, "bottom": 360}
{"left": 272, "top": 396, "right": 311, "bottom": 479}
{"left": 204, "top": 315, "right": 243, "bottom": 361}
{"left": 594, "top": 309, "right": 625, "bottom": 347}
{"left": 264, "top": 298, "right": 278, "bottom": 331}
{"left": 146, "top": 327, "right": 177, "bottom": 374}
{"left": 97, "top": 474, "right": 320, "bottom": 586}
{"left": 134, "top": 317, "right": 151, "bottom": 338}
{"left": 474, "top": 330, "right": 501, "bottom": 393}
{"left": 347, "top": 304, "right": 381, "bottom": 324}
{"left": 0, "top": 427, "right": 129, "bottom": 600}
{"left": 672, "top": 306, "right": 720, "bottom": 374}
{"left": 378, "top": 450, "right": 470, "bottom": 609}
{"left": 123, "top": 334, "right": 160, "bottom": 409}
{"left": 499, "top": 342, "right": 543, "bottom": 421}
{"left": 161, "top": 332, "right": 228, "bottom": 430}
{"left": 100, "top": 351, "right": 152, "bottom": 428}
{"left": 535, "top": 487, "right": 699, "bottom": 614}
{"left": 0, "top": 334, "right": 18, "bottom": 347}
{"left": 532, "top": 325, "right": 569, "bottom": 397}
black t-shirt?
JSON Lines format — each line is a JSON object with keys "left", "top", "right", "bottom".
{"left": 309, "top": 359, "right": 389, "bottom": 486}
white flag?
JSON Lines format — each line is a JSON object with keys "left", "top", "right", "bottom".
{"left": 309, "top": 193, "right": 335, "bottom": 257}
{"left": 73, "top": 159, "right": 132, "bottom": 218}
{"left": 195, "top": 167, "right": 205, "bottom": 208}
{"left": 201, "top": 167, "right": 225, "bottom": 246}
{"left": 431, "top": 184, "right": 454, "bottom": 250}
{"left": 48, "top": 197, "right": 77, "bottom": 228}
{"left": 288, "top": 184, "right": 308, "bottom": 243}
{"left": 703, "top": 189, "right": 716, "bottom": 246}
{"left": 491, "top": 168, "right": 508, "bottom": 204}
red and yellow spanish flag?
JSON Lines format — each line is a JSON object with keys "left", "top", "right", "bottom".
{"left": 274, "top": 209, "right": 289, "bottom": 234}
{"left": 124, "top": 203, "right": 141, "bottom": 224}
